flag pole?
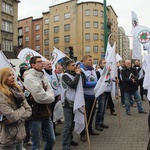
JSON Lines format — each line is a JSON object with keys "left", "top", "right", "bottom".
{"left": 83, "top": 106, "right": 91, "bottom": 150}
{"left": 87, "top": 98, "right": 97, "bottom": 126}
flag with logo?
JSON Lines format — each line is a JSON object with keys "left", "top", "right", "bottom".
{"left": 131, "top": 25, "right": 150, "bottom": 52}
{"left": 51, "top": 47, "right": 66, "bottom": 68}
{"left": 131, "top": 11, "right": 142, "bottom": 60}
{"left": 143, "top": 52, "right": 150, "bottom": 101}
{"left": 74, "top": 76, "right": 85, "bottom": 134}
{"left": 18, "top": 47, "right": 47, "bottom": 63}
{"left": 94, "top": 42, "right": 117, "bottom": 98}
{"left": 0, "top": 50, "right": 12, "bottom": 69}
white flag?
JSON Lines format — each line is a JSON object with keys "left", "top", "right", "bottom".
{"left": 143, "top": 52, "right": 150, "bottom": 101}
{"left": 131, "top": 25, "right": 150, "bottom": 50}
{"left": 105, "top": 42, "right": 112, "bottom": 59}
{"left": 94, "top": 42, "right": 116, "bottom": 98}
{"left": 116, "top": 53, "right": 122, "bottom": 62}
{"left": 17, "top": 47, "right": 47, "bottom": 63}
{"left": 0, "top": 50, "right": 12, "bottom": 69}
{"left": 73, "top": 76, "right": 85, "bottom": 134}
{"left": 51, "top": 47, "right": 66, "bottom": 67}
{"left": 131, "top": 11, "right": 142, "bottom": 60}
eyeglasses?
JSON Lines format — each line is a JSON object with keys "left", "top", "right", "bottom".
{"left": 36, "top": 60, "right": 44, "bottom": 63}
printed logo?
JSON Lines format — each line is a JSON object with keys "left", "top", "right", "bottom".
{"left": 51, "top": 79, "right": 58, "bottom": 90}
{"left": 132, "top": 18, "right": 138, "bottom": 27}
{"left": 51, "top": 52, "right": 58, "bottom": 64}
{"left": 138, "top": 30, "right": 150, "bottom": 43}
{"left": 23, "top": 52, "right": 34, "bottom": 63}
{"left": 87, "top": 74, "right": 96, "bottom": 82}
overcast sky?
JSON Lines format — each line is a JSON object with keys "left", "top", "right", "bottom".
{"left": 18, "top": 0, "right": 150, "bottom": 36}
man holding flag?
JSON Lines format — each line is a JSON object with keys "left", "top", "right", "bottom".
{"left": 61, "top": 60, "right": 83, "bottom": 150}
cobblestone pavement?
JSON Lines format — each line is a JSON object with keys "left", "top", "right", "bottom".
{"left": 25, "top": 98, "right": 150, "bottom": 150}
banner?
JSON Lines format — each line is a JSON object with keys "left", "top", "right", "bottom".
{"left": 18, "top": 47, "right": 47, "bottom": 63}
{"left": 51, "top": 47, "right": 66, "bottom": 67}
{"left": 73, "top": 76, "right": 85, "bottom": 134}
{"left": 131, "top": 11, "right": 142, "bottom": 60}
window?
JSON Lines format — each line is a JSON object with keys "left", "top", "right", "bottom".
{"left": 18, "top": 38, "right": 23, "bottom": 46}
{"left": 54, "top": 26, "right": 59, "bottom": 33}
{"left": 35, "top": 25, "right": 40, "bottom": 30}
{"left": 93, "top": 33, "right": 98, "bottom": 40}
{"left": 2, "top": 2, "right": 13, "bottom": 15}
{"left": 44, "top": 39, "right": 49, "bottom": 45}
{"left": 18, "top": 28, "right": 22, "bottom": 36}
{"left": 25, "top": 37, "right": 29, "bottom": 42}
{"left": 44, "top": 49, "right": 49, "bottom": 56}
{"left": 2, "top": 20, "right": 13, "bottom": 32}
{"left": 25, "top": 26, "right": 29, "bottom": 32}
{"left": 54, "top": 15, "right": 59, "bottom": 22}
{"left": 93, "top": 21, "right": 98, "bottom": 28}
{"left": 100, "top": 22, "right": 104, "bottom": 29}
{"left": 100, "top": 34, "right": 104, "bottom": 41}
{"left": 64, "top": 24, "right": 70, "bottom": 31}
{"left": 85, "top": 9, "right": 90, "bottom": 16}
{"left": 2, "top": 39, "right": 13, "bottom": 51}
{"left": 64, "top": 13, "right": 70, "bottom": 19}
{"left": 35, "top": 35, "right": 40, "bottom": 41}
{"left": 85, "top": 21, "right": 90, "bottom": 28}
{"left": 93, "top": 46, "right": 98, "bottom": 53}
{"left": 64, "top": 47, "right": 70, "bottom": 54}
{"left": 85, "top": 46, "right": 91, "bottom": 53}
{"left": 54, "top": 37, "right": 59, "bottom": 44}
{"left": 44, "top": 19, "right": 49, "bottom": 24}
{"left": 93, "top": 10, "right": 98, "bottom": 16}
{"left": 100, "top": 11, "right": 104, "bottom": 17}
{"left": 64, "top": 35, "right": 70, "bottom": 42}
{"left": 101, "top": 47, "right": 104, "bottom": 53}
{"left": 85, "top": 33, "right": 90, "bottom": 40}
{"left": 35, "top": 46, "right": 40, "bottom": 51}
{"left": 93, "top": 59, "right": 98, "bottom": 64}
{"left": 44, "top": 29, "right": 49, "bottom": 35}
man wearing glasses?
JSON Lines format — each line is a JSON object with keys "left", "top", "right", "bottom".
{"left": 24, "top": 56, "right": 55, "bottom": 150}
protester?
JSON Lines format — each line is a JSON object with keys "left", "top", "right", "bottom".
{"left": 95, "top": 59, "right": 108, "bottom": 131}
{"left": 61, "top": 60, "right": 81, "bottom": 150}
{"left": 80, "top": 55, "right": 99, "bottom": 142}
{"left": 44, "top": 61, "right": 62, "bottom": 136}
{"left": 121, "top": 60, "right": 147, "bottom": 115}
{"left": 0, "top": 67, "right": 31, "bottom": 150}
{"left": 24, "top": 56, "right": 55, "bottom": 150}
{"left": 133, "top": 59, "right": 147, "bottom": 101}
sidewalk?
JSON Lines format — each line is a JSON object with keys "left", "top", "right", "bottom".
{"left": 25, "top": 98, "right": 150, "bottom": 150}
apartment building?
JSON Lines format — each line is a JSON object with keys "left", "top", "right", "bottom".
{"left": 0, "top": 0, "right": 19, "bottom": 58}
{"left": 18, "top": 17, "right": 43, "bottom": 55}
{"left": 118, "top": 26, "right": 130, "bottom": 60}
{"left": 48, "top": 0, "right": 118, "bottom": 63}
{"left": 18, "top": 0, "right": 118, "bottom": 63}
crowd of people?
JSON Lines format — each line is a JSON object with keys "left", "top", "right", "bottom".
{"left": 0, "top": 55, "right": 149, "bottom": 150}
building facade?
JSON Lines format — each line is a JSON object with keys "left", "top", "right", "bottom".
{"left": 0, "top": 0, "right": 19, "bottom": 58}
{"left": 118, "top": 27, "right": 131, "bottom": 60}
{"left": 18, "top": 0, "right": 118, "bottom": 63}
{"left": 18, "top": 17, "right": 43, "bottom": 55}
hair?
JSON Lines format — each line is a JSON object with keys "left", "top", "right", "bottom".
{"left": 99, "top": 58, "right": 105, "bottom": 65}
{"left": 55, "top": 63, "right": 62, "bottom": 69}
{"left": 66, "top": 60, "right": 75, "bottom": 68}
{"left": 30, "top": 56, "right": 41, "bottom": 66}
{"left": 0, "top": 67, "right": 22, "bottom": 104}
{"left": 82, "top": 55, "right": 92, "bottom": 62}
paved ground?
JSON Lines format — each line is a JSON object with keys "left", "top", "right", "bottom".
{"left": 25, "top": 98, "right": 150, "bottom": 150}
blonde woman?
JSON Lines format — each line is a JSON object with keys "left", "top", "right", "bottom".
{"left": 0, "top": 67, "right": 31, "bottom": 150}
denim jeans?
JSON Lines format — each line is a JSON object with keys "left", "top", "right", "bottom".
{"left": 124, "top": 90, "right": 144, "bottom": 113}
{"left": 30, "top": 118, "right": 55, "bottom": 150}
{"left": 62, "top": 106, "right": 74, "bottom": 150}
{"left": 95, "top": 93, "right": 106, "bottom": 126}
{"left": 0, "top": 142, "right": 22, "bottom": 150}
